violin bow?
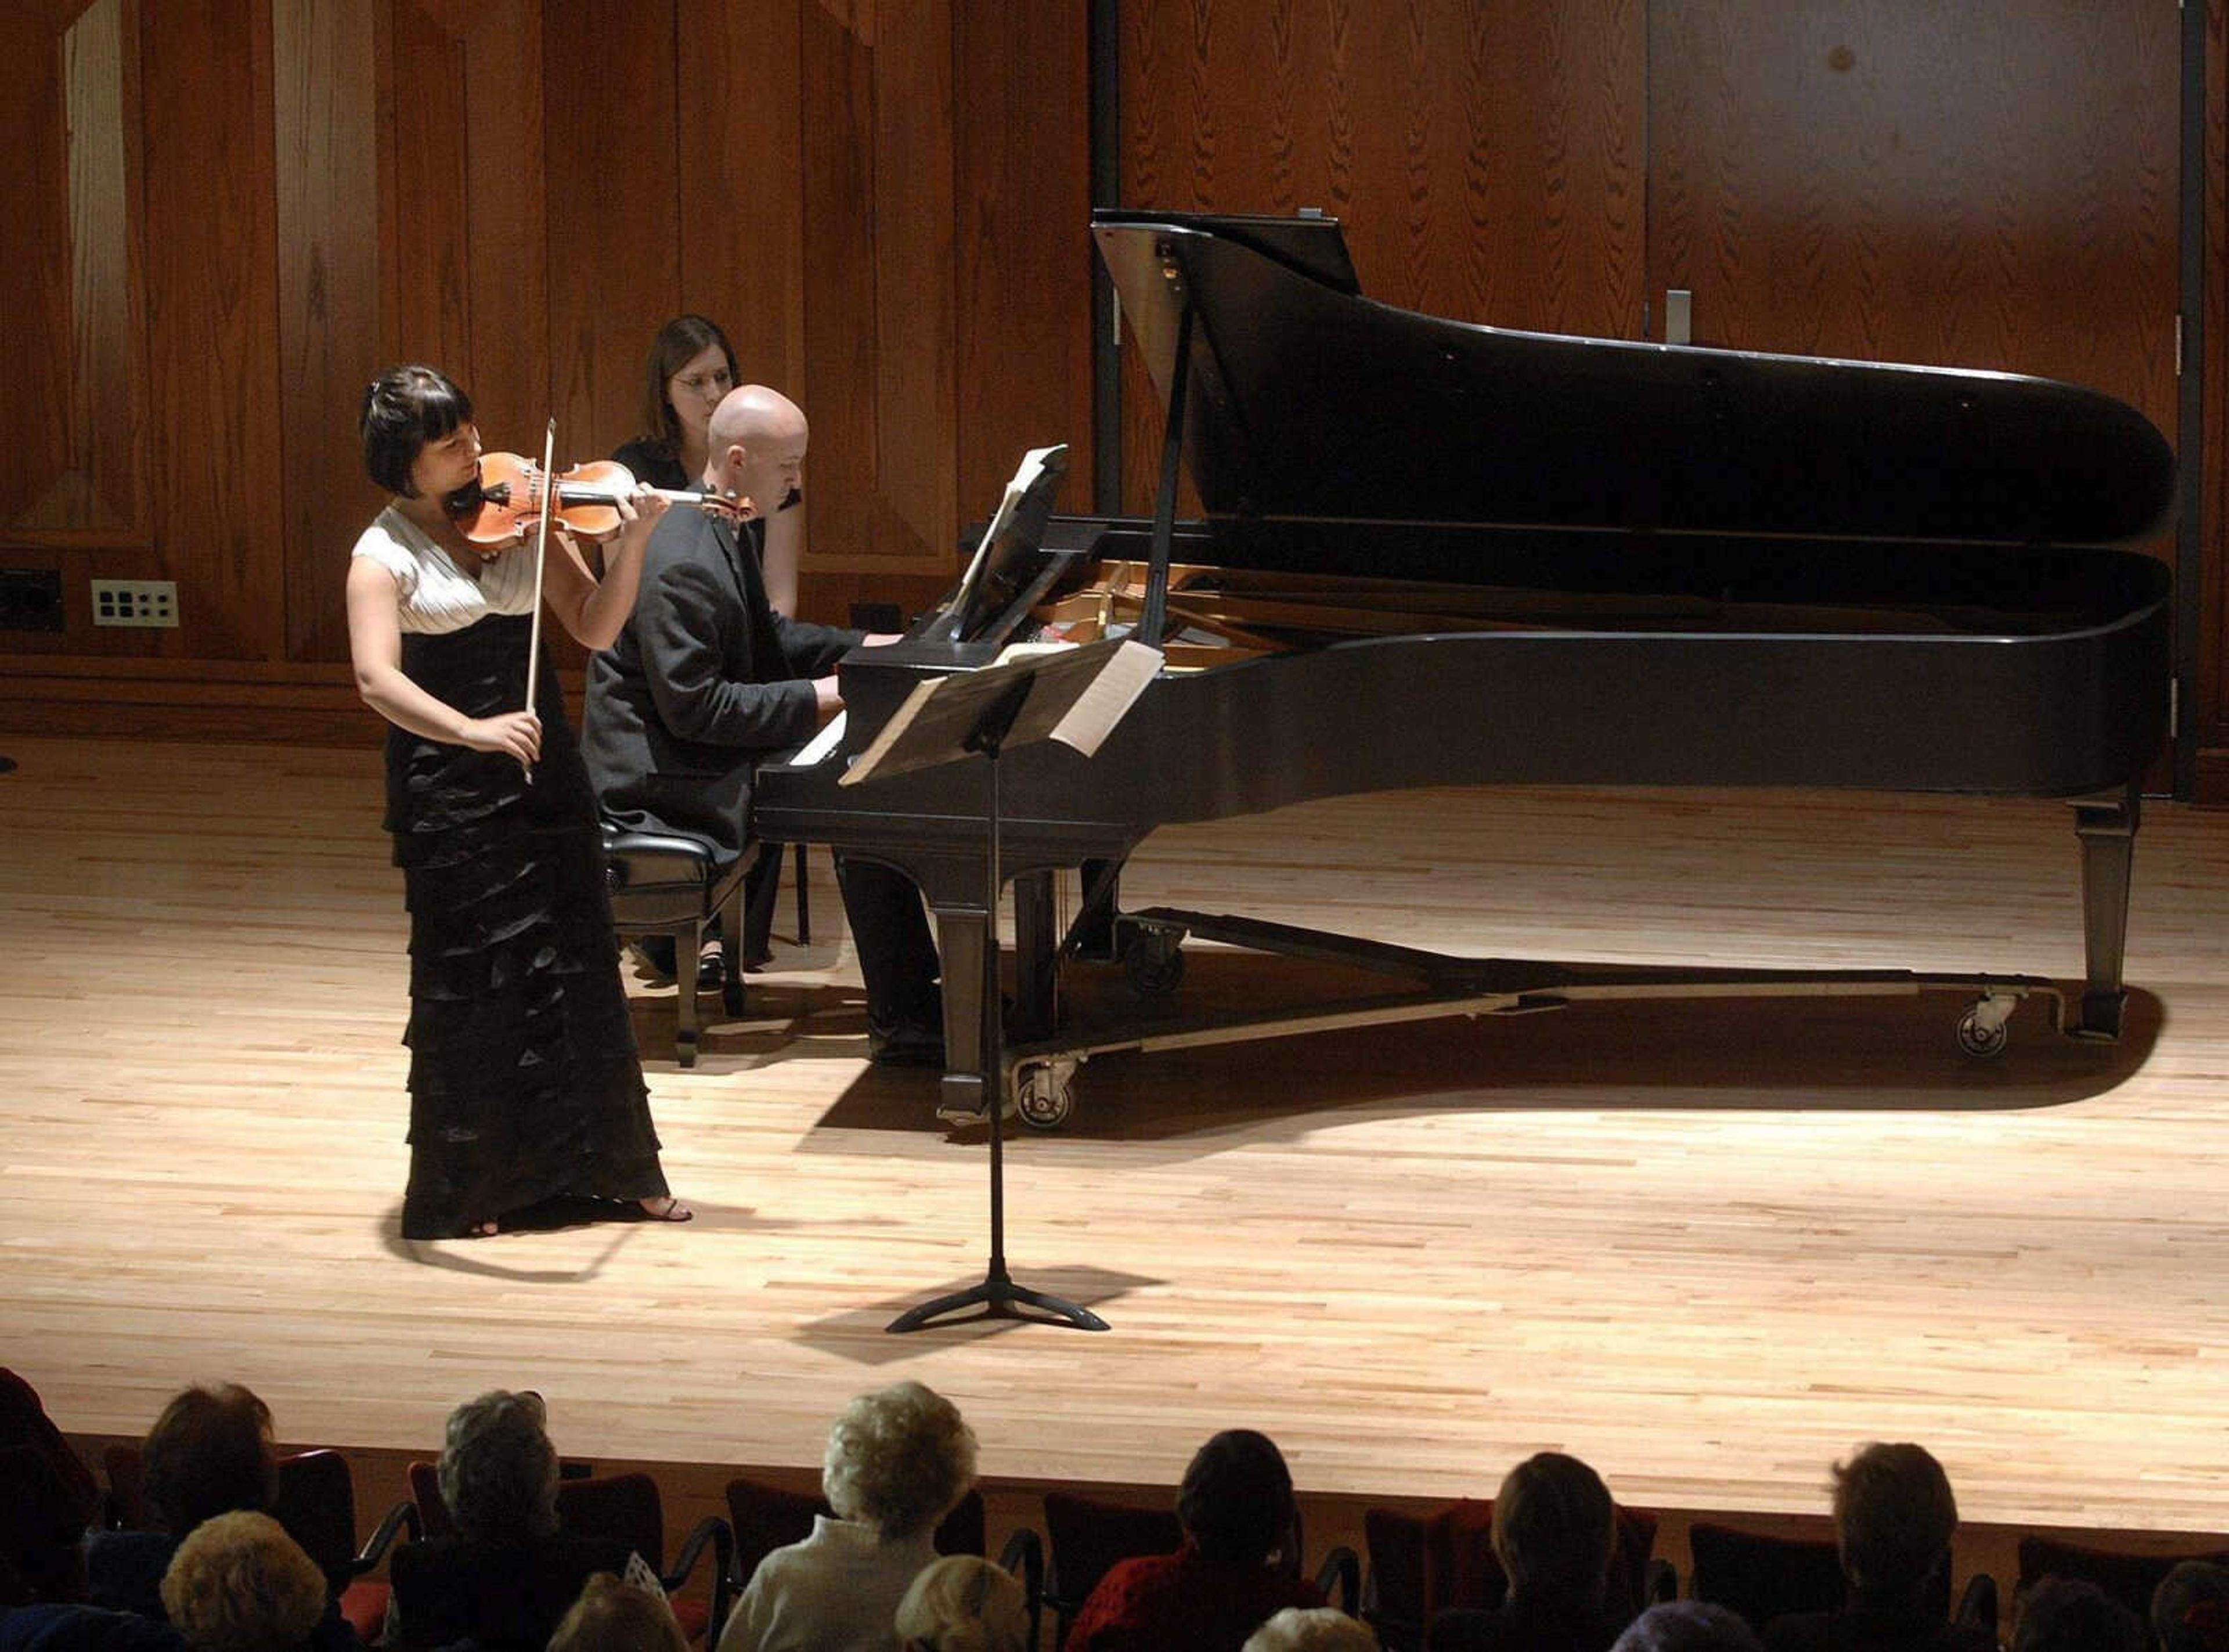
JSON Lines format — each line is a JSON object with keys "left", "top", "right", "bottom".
{"left": 519, "top": 414, "right": 558, "bottom": 781}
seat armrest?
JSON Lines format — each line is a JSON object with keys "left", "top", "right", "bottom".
{"left": 665, "top": 1515, "right": 735, "bottom": 1642}
{"left": 998, "top": 1528, "right": 1045, "bottom": 1650}
{"left": 1956, "top": 1572, "right": 1997, "bottom": 1637}
{"left": 1316, "top": 1544, "right": 1362, "bottom": 1614}
{"left": 352, "top": 1500, "right": 421, "bottom": 1576}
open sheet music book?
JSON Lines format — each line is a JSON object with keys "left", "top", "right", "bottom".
{"left": 839, "top": 637, "right": 1163, "bottom": 787}
{"left": 945, "top": 443, "right": 1067, "bottom": 635}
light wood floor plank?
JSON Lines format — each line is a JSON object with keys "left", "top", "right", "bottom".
{"left": 2, "top": 736, "right": 2226, "bottom": 1532}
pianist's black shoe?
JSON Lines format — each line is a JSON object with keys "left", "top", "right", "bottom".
{"left": 868, "top": 1020, "right": 945, "bottom": 1068}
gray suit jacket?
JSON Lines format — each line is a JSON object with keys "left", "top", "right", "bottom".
{"left": 582, "top": 508, "right": 855, "bottom": 861}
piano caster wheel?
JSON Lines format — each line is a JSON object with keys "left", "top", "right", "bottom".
{"left": 1016, "top": 1061, "right": 1077, "bottom": 1130}
{"left": 1122, "top": 929, "right": 1186, "bottom": 998}
{"left": 1954, "top": 998, "right": 2012, "bottom": 1060}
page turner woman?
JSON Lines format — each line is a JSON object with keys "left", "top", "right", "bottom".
{"left": 346, "top": 365, "right": 691, "bottom": 1239}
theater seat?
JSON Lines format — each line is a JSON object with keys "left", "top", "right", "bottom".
{"left": 2017, "top": 1534, "right": 2229, "bottom": 1619}
{"left": 407, "top": 1462, "right": 731, "bottom": 1643}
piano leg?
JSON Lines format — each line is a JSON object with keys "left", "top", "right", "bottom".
{"left": 932, "top": 907, "right": 990, "bottom": 1120}
{"left": 2071, "top": 784, "right": 2140, "bottom": 1040}
{"left": 1012, "top": 871, "right": 1058, "bottom": 1041}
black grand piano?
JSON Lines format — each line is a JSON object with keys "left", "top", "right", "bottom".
{"left": 755, "top": 210, "right": 2174, "bottom": 1126}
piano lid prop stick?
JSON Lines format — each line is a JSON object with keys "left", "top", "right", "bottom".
{"left": 1138, "top": 299, "right": 1193, "bottom": 650}
{"left": 519, "top": 415, "right": 557, "bottom": 782}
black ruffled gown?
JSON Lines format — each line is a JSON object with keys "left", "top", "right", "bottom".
{"left": 385, "top": 614, "right": 668, "bottom": 1238}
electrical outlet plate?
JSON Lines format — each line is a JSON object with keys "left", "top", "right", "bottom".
{"left": 91, "top": 578, "right": 179, "bottom": 627}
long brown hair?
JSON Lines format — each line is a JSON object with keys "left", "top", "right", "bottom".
{"left": 638, "top": 315, "right": 739, "bottom": 455}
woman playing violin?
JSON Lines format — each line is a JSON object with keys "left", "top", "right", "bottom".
{"left": 345, "top": 363, "right": 691, "bottom": 1240}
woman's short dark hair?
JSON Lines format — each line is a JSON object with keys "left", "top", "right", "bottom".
{"left": 142, "top": 1384, "right": 276, "bottom": 1536}
{"left": 2154, "top": 1560, "right": 2229, "bottom": 1652}
{"left": 1493, "top": 1452, "right": 1616, "bottom": 1597}
{"left": 639, "top": 316, "right": 738, "bottom": 454}
{"left": 361, "top": 365, "right": 472, "bottom": 497}
{"left": 1831, "top": 1443, "right": 1956, "bottom": 1596}
{"left": 2015, "top": 1577, "right": 2149, "bottom": 1652}
{"left": 1175, "top": 1430, "right": 1294, "bottom": 1568}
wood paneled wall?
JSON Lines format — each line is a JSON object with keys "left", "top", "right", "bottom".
{"left": 3, "top": 0, "right": 2225, "bottom": 802}
{"left": 1115, "top": 0, "right": 1648, "bottom": 511}
{"left": 1110, "top": 0, "right": 2218, "bottom": 795}
{"left": 0, "top": 0, "right": 1090, "bottom": 741}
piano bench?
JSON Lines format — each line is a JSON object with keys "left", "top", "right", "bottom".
{"left": 601, "top": 826, "right": 752, "bottom": 1067}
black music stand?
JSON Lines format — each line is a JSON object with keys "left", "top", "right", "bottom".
{"left": 841, "top": 637, "right": 1159, "bottom": 1334}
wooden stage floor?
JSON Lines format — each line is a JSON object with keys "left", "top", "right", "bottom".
{"left": 3, "top": 736, "right": 2227, "bottom": 1535}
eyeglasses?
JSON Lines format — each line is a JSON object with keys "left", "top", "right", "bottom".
{"left": 671, "top": 370, "right": 733, "bottom": 396}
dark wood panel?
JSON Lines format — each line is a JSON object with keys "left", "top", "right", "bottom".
{"left": 276, "top": 0, "right": 384, "bottom": 665}
{"left": 544, "top": 0, "right": 674, "bottom": 464}
{"left": 140, "top": 0, "right": 286, "bottom": 662}
{"left": 459, "top": 0, "right": 550, "bottom": 456}
{"left": 2205, "top": 0, "right": 2227, "bottom": 747}
{"left": 868, "top": 0, "right": 957, "bottom": 566}
{"left": 951, "top": 0, "right": 1094, "bottom": 518}
{"left": 1115, "top": 0, "right": 1646, "bottom": 511}
{"left": 680, "top": 0, "right": 805, "bottom": 399}
{"left": 383, "top": 1, "right": 472, "bottom": 376}
{"left": 799, "top": 6, "right": 885, "bottom": 569}
{"left": 0, "top": 6, "right": 92, "bottom": 543}
{"left": 1647, "top": 2, "right": 2177, "bottom": 430}
{"left": 796, "top": 3, "right": 954, "bottom": 576}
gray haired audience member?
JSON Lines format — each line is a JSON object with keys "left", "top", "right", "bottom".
{"left": 1613, "top": 1603, "right": 1765, "bottom": 1652}
{"left": 1762, "top": 1442, "right": 1989, "bottom": 1652}
{"left": 158, "top": 1513, "right": 325, "bottom": 1652}
{"left": 717, "top": 1380, "right": 978, "bottom": 1652}
{"left": 1242, "top": 1606, "right": 1383, "bottom": 1652}
{"left": 385, "top": 1391, "right": 636, "bottom": 1652}
{"left": 546, "top": 1572, "right": 689, "bottom": 1652}
{"left": 1427, "top": 1452, "right": 1630, "bottom": 1652}
{"left": 892, "top": 1555, "right": 1029, "bottom": 1652}
{"left": 439, "top": 1389, "right": 559, "bottom": 1542}
{"left": 2155, "top": 1563, "right": 2229, "bottom": 1652}
{"left": 2011, "top": 1578, "right": 2147, "bottom": 1652}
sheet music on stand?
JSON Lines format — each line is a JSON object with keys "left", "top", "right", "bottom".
{"left": 842, "top": 637, "right": 1162, "bottom": 788}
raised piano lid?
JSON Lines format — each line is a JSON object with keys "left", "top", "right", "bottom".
{"left": 1092, "top": 210, "right": 2176, "bottom": 549}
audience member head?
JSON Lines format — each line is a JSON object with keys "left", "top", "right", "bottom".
{"left": 821, "top": 1381, "right": 976, "bottom": 1543}
{"left": 546, "top": 1572, "right": 688, "bottom": 1652}
{"left": 360, "top": 365, "right": 473, "bottom": 498}
{"left": 2012, "top": 1577, "right": 2148, "bottom": 1652}
{"left": 1175, "top": 1430, "right": 1298, "bottom": 1570}
{"left": 438, "top": 1390, "right": 557, "bottom": 1543}
{"left": 1492, "top": 1452, "right": 1616, "bottom": 1603}
{"left": 1610, "top": 1601, "right": 1764, "bottom": 1652}
{"left": 142, "top": 1386, "right": 277, "bottom": 1538}
{"left": 1830, "top": 1443, "right": 1956, "bottom": 1599}
{"left": 704, "top": 385, "right": 807, "bottom": 513}
{"left": 639, "top": 316, "right": 739, "bottom": 460}
{"left": 158, "top": 1512, "right": 324, "bottom": 1652}
{"left": 1242, "top": 1606, "right": 1382, "bottom": 1652}
{"left": 0, "top": 1444, "right": 91, "bottom": 1603}
{"left": 2155, "top": 1563, "right": 2229, "bottom": 1652}
{"left": 893, "top": 1555, "right": 1029, "bottom": 1652}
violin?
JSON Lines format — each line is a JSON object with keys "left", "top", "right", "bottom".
{"left": 442, "top": 452, "right": 742, "bottom": 553}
